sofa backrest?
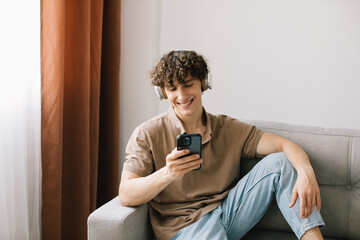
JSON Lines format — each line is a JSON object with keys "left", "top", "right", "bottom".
{"left": 241, "top": 120, "right": 360, "bottom": 239}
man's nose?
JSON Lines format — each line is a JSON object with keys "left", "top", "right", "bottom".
{"left": 177, "top": 86, "right": 187, "bottom": 98}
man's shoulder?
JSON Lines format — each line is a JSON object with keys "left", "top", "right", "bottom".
{"left": 136, "top": 111, "right": 171, "bottom": 133}
{"left": 209, "top": 112, "right": 237, "bottom": 125}
{"left": 209, "top": 112, "right": 253, "bottom": 130}
{"left": 209, "top": 112, "right": 233, "bottom": 121}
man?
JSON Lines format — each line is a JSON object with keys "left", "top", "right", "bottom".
{"left": 119, "top": 50, "right": 324, "bottom": 240}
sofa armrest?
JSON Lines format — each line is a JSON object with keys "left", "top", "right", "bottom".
{"left": 88, "top": 196, "right": 152, "bottom": 240}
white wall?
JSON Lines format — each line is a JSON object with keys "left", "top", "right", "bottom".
{"left": 120, "top": 0, "right": 360, "bottom": 167}
{"left": 120, "top": 0, "right": 160, "bottom": 169}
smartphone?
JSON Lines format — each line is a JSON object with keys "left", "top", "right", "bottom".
{"left": 177, "top": 133, "right": 202, "bottom": 170}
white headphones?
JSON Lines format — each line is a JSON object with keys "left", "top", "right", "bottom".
{"left": 154, "top": 73, "right": 213, "bottom": 100}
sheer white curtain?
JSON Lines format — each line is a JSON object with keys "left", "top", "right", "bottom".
{"left": 0, "top": 1, "right": 41, "bottom": 240}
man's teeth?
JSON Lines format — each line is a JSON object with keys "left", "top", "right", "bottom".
{"left": 179, "top": 100, "right": 192, "bottom": 106}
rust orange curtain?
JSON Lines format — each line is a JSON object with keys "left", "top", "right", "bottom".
{"left": 41, "top": 0, "right": 121, "bottom": 239}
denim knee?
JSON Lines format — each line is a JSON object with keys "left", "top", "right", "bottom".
{"left": 267, "top": 152, "right": 293, "bottom": 168}
{"left": 261, "top": 152, "right": 297, "bottom": 182}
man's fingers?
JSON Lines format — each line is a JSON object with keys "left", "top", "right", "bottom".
{"left": 310, "top": 196, "right": 316, "bottom": 216}
{"left": 168, "top": 150, "right": 201, "bottom": 168}
{"left": 305, "top": 194, "right": 312, "bottom": 218}
{"left": 312, "top": 195, "right": 317, "bottom": 212}
{"left": 179, "top": 158, "right": 202, "bottom": 170}
{"left": 300, "top": 193, "right": 306, "bottom": 219}
{"left": 288, "top": 190, "right": 298, "bottom": 208}
{"left": 170, "top": 148, "right": 189, "bottom": 159}
{"left": 316, "top": 191, "right": 322, "bottom": 212}
{"left": 168, "top": 154, "right": 200, "bottom": 168}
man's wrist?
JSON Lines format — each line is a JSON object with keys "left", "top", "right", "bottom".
{"left": 158, "top": 166, "right": 177, "bottom": 183}
{"left": 297, "top": 165, "right": 315, "bottom": 177}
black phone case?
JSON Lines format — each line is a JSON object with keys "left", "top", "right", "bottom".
{"left": 177, "top": 133, "right": 202, "bottom": 169}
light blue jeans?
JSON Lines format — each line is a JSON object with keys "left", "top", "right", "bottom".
{"left": 171, "top": 152, "right": 324, "bottom": 240}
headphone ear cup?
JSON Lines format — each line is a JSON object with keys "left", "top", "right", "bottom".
{"left": 154, "top": 86, "right": 168, "bottom": 100}
{"left": 202, "top": 73, "right": 212, "bottom": 91}
{"left": 201, "top": 79, "right": 207, "bottom": 91}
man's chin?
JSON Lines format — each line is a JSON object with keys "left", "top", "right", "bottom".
{"left": 174, "top": 108, "right": 193, "bottom": 117}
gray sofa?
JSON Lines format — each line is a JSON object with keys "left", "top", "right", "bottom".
{"left": 88, "top": 120, "right": 360, "bottom": 240}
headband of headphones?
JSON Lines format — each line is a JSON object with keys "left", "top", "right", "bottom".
{"left": 154, "top": 73, "right": 212, "bottom": 100}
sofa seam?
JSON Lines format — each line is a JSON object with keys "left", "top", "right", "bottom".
{"left": 259, "top": 127, "right": 360, "bottom": 138}
{"left": 349, "top": 137, "right": 353, "bottom": 187}
{"left": 344, "top": 137, "right": 353, "bottom": 238}
{"left": 289, "top": 131, "right": 294, "bottom": 142}
{"left": 120, "top": 206, "right": 145, "bottom": 239}
{"left": 319, "top": 184, "right": 360, "bottom": 190}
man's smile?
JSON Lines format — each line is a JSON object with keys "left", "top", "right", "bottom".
{"left": 177, "top": 98, "right": 194, "bottom": 108}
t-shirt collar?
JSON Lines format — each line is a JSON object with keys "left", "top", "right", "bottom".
{"left": 167, "top": 106, "right": 212, "bottom": 144}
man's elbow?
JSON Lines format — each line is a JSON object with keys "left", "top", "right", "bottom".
{"left": 118, "top": 191, "right": 142, "bottom": 207}
{"left": 118, "top": 187, "right": 131, "bottom": 206}
{"left": 119, "top": 193, "right": 133, "bottom": 206}
{"left": 119, "top": 197, "right": 131, "bottom": 207}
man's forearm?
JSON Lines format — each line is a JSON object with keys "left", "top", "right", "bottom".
{"left": 119, "top": 167, "right": 173, "bottom": 207}
{"left": 281, "top": 140, "right": 314, "bottom": 175}
{"left": 257, "top": 132, "right": 314, "bottom": 173}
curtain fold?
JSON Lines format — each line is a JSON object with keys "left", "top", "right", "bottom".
{"left": 97, "top": 0, "right": 121, "bottom": 208}
{"left": 41, "top": 0, "right": 121, "bottom": 239}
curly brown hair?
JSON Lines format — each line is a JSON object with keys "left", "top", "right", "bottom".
{"left": 150, "top": 50, "right": 209, "bottom": 88}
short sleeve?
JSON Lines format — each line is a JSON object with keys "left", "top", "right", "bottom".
{"left": 123, "top": 125, "right": 154, "bottom": 177}
{"left": 231, "top": 119, "right": 264, "bottom": 159}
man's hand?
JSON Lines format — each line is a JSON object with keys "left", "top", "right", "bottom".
{"left": 288, "top": 168, "right": 322, "bottom": 219}
{"left": 165, "top": 147, "right": 203, "bottom": 181}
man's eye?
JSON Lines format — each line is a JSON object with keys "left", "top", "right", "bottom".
{"left": 185, "top": 84, "right": 193, "bottom": 88}
{"left": 168, "top": 88, "right": 176, "bottom": 91}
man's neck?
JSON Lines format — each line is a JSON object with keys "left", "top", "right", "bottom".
{"left": 178, "top": 110, "right": 206, "bottom": 135}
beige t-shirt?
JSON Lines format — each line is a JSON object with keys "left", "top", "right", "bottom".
{"left": 123, "top": 107, "right": 264, "bottom": 240}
